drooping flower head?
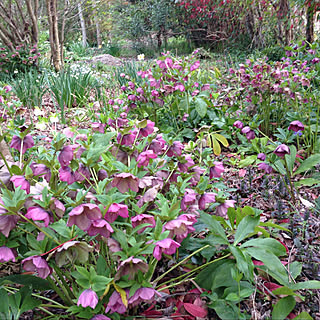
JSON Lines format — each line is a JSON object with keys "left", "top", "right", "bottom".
{"left": 58, "top": 145, "right": 75, "bottom": 167}
{"left": 131, "top": 214, "right": 155, "bottom": 234}
{"left": 0, "top": 246, "right": 16, "bottom": 262}
{"left": 111, "top": 173, "right": 139, "bottom": 193}
{"left": 105, "top": 290, "right": 128, "bottom": 314}
{"left": 153, "top": 238, "right": 181, "bottom": 261}
{"left": 288, "top": 120, "right": 304, "bottom": 133}
{"left": 22, "top": 255, "right": 52, "bottom": 279}
{"left": 273, "top": 144, "right": 290, "bottom": 157}
{"left": 86, "top": 219, "right": 114, "bottom": 238}
{"left": 257, "top": 153, "right": 266, "bottom": 161}
{"left": 10, "top": 135, "right": 34, "bottom": 154}
{"left": 241, "top": 126, "right": 255, "bottom": 140}
{"left": 114, "top": 256, "right": 148, "bottom": 280}
{"left": 198, "top": 193, "right": 216, "bottom": 210}
{"left": 128, "top": 287, "right": 161, "bottom": 307}
{"left": 209, "top": 161, "right": 224, "bottom": 179}
{"left": 137, "top": 150, "right": 157, "bottom": 167}
{"left": 25, "top": 206, "right": 51, "bottom": 227}
{"left": 77, "top": 289, "right": 98, "bottom": 309}
{"left": 216, "top": 200, "right": 235, "bottom": 217}
{"left": 164, "top": 217, "right": 195, "bottom": 243}
{"left": 257, "top": 162, "right": 273, "bottom": 174}
{"left": 166, "top": 141, "right": 184, "bottom": 157}
{"left": 10, "top": 175, "right": 30, "bottom": 193}
{"left": 105, "top": 203, "right": 129, "bottom": 223}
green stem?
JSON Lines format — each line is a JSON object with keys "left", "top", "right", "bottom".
{"left": 0, "top": 151, "right": 12, "bottom": 176}
{"left": 282, "top": 157, "right": 296, "bottom": 202}
{"left": 53, "top": 265, "right": 76, "bottom": 300}
{"left": 157, "top": 277, "right": 195, "bottom": 292}
{"left": 47, "top": 276, "right": 72, "bottom": 306}
{"left": 152, "top": 245, "right": 210, "bottom": 285}
{"left": 51, "top": 273, "right": 74, "bottom": 306}
{"left": 156, "top": 253, "right": 231, "bottom": 289}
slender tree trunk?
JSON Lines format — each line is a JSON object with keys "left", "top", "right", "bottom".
{"left": 306, "top": 2, "right": 315, "bottom": 44}
{"left": 46, "top": 0, "right": 62, "bottom": 71}
{"left": 92, "top": 0, "right": 102, "bottom": 47}
{"left": 25, "top": 0, "right": 39, "bottom": 46}
{"left": 78, "top": 3, "right": 87, "bottom": 47}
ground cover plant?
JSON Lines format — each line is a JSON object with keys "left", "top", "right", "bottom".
{"left": 0, "top": 43, "right": 320, "bottom": 320}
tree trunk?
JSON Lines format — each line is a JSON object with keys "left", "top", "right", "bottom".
{"left": 306, "top": 2, "right": 315, "bottom": 44}
{"left": 46, "top": 0, "right": 62, "bottom": 71}
{"left": 25, "top": 0, "right": 39, "bottom": 46}
{"left": 78, "top": 3, "right": 87, "bottom": 47}
{"left": 92, "top": 0, "right": 102, "bottom": 48}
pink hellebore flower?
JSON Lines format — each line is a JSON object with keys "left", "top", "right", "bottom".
{"left": 241, "top": 126, "right": 255, "bottom": 140}
{"left": 164, "top": 218, "right": 195, "bottom": 243}
{"left": 181, "top": 188, "right": 197, "bottom": 211}
{"left": 167, "top": 141, "right": 184, "bottom": 157}
{"left": 67, "top": 203, "right": 102, "bottom": 231}
{"left": 10, "top": 175, "right": 30, "bottom": 193}
{"left": 257, "top": 153, "right": 266, "bottom": 161}
{"left": 216, "top": 200, "right": 236, "bottom": 217}
{"left": 288, "top": 120, "right": 304, "bottom": 133}
{"left": 117, "top": 131, "right": 137, "bottom": 146}
{"left": 139, "top": 120, "right": 155, "bottom": 138}
{"left": 58, "top": 145, "right": 74, "bottom": 167}
{"left": 128, "top": 287, "right": 161, "bottom": 307}
{"left": 190, "top": 60, "right": 200, "bottom": 72}
{"left": 0, "top": 246, "right": 16, "bottom": 262}
{"left": 153, "top": 238, "right": 181, "bottom": 261}
{"left": 137, "top": 150, "right": 157, "bottom": 167}
{"left": 149, "top": 134, "right": 166, "bottom": 154}
{"left": 22, "top": 255, "right": 52, "bottom": 279}
{"left": 274, "top": 144, "right": 290, "bottom": 157}
{"left": 10, "top": 134, "right": 34, "bottom": 154}
{"left": 111, "top": 173, "right": 139, "bottom": 193}
{"left": 105, "top": 203, "right": 129, "bottom": 223}
{"left": 178, "top": 154, "right": 195, "bottom": 172}
{"left": 115, "top": 256, "right": 148, "bottom": 280}
{"left": 4, "top": 85, "right": 12, "bottom": 93}
{"left": 30, "top": 163, "right": 51, "bottom": 182}
{"left": 131, "top": 214, "right": 155, "bottom": 234}
{"left": 209, "top": 161, "right": 224, "bottom": 179}
{"left": 105, "top": 290, "right": 128, "bottom": 314}
{"left": 87, "top": 219, "right": 114, "bottom": 238}
{"left": 91, "top": 315, "right": 111, "bottom": 320}
{"left": 50, "top": 199, "right": 65, "bottom": 218}
{"left": 258, "top": 162, "right": 273, "bottom": 174}
{"left": 59, "top": 167, "right": 75, "bottom": 185}
{"left": 198, "top": 192, "right": 216, "bottom": 210}
{"left": 0, "top": 200, "right": 19, "bottom": 237}
{"left": 233, "top": 120, "right": 244, "bottom": 129}
{"left": 25, "top": 206, "right": 50, "bottom": 227}
{"left": 77, "top": 289, "right": 99, "bottom": 309}
{"left": 74, "top": 164, "right": 91, "bottom": 182}
{"left": 92, "top": 122, "right": 106, "bottom": 133}
{"left": 174, "top": 84, "right": 185, "bottom": 92}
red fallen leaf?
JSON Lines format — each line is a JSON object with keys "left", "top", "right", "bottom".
{"left": 184, "top": 302, "right": 208, "bottom": 318}
{"left": 264, "top": 281, "right": 282, "bottom": 291}
{"left": 239, "top": 169, "right": 247, "bottom": 177}
{"left": 278, "top": 218, "right": 290, "bottom": 223}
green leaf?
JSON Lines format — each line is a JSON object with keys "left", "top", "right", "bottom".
{"left": 289, "top": 280, "right": 320, "bottom": 290}
{"left": 273, "top": 159, "right": 286, "bottom": 175}
{"left": 260, "top": 222, "right": 290, "bottom": 232}
{"left": 294, "top": 178, "right": 320, "bottom": 187}
{"left": 285, "top": 145, "right": 297, "bottom": 175}
{"left": 199, "top": 213, "right": 228, "bottom": 243}
{"left": 240, "top": 238, "right": 287, "bottom": 257}
{"left": 294, "top": 154, "right": 320, "bottom": 176}
{"left": 214, "top": 134, "right": 229, "bottom": 147}
{"left": 292, "top": 312, "right": 313, "bottom": 319}
{"left": 272, "top": 286, "right": 300, "bottom": 297}
{"left": 229, "top": 246, "right": 253, "bottom": 280}
{"left": 91, "top": 275, "right": 112, "bottom": 292}
{"left": 195, "top": 97, "right": 207, "bottom": 118}
{"left": 0, "top": 274, "right": 51, "bottom": 290}
{"left": 238, "top": 155, "right": 256, "bottom": 168}
{"left": 272, "top": 296, "right": 296, "bottom": 320}
{"left": 234, "top": 216, "right": 260, "bottom": 245}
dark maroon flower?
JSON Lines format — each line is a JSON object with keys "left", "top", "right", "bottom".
{"left": 139, "top": 120, "right": 155, "bottom": 138}
{"left": 74, "top": 164, "right": 90, "bottom": 182}
{"left": 30, "top": 163, "right": 51, "bottom": 182}
{"left": 22, "top": 255, "right": 52, "bottom": 279}
{"left": 167, "top": 141, "right": 184, "bottom": 157}
{"left": 149, "top": 134, "right": 166, "bottom": 154}
{"left": 58, "top": 145, "right": 74, "bottom": 167}
{"left": 274, "top": 144, "right": 290, "bottom": 157}
{"left": 241, "top": 126, "right": 255, "bottom": 140}
{"left": 288, "top": 120, "right": 304, "bottom": 133}
{"left": 178, "top": 155, "right": 194, "bottom": 172}
{"left": 59, "top": 167, "right": 75, "bottom": 185}
{"left": 258, "top": 162, "right": 273, "bottom": 174}
{"left": 10, "top": 135, "right": 34, "bottom": 154}
{"left": 111, "top": 173, "right": 139, "bottom": 193}
{"left": 115, "top": 256, "right": 148, "bottom": 280}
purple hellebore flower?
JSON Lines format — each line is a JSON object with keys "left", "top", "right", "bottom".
{"left": 30, "top": 163, "right": 51, "bottom": 182}
{"left": 105, "top": 203, "right": 129, "bottom": 223}
{"left": 0, "top": 246, "right": 16, "bottom": 262}
{"left": 67, "top": 203, "right": 102, "bottom": 231}
{"left": 274, "top": 144, "right": 290, "bottom": 157}
{"left": 92, "top": 122, "right": 106, "bottom": 133}
{"left": 209, "top": 161, "right": 224, "bottom": 179}
{"left": 167, "top": 141, "right": 184, "bottom": 157}
{"left": 149, "top": 134, "right": 166, "bottom": 154}
{"left": 58, "top": 145, "right": 74, "bottom": 167}
{"left": 91, "top": 315, "right": 111, "bottom": 320}
{"left": 198, "top": 192, "right": 216, "bottom": 210}
{"left": 10, "top": 175, "right": 30, "bottom": 193}
{"left": 257, "top": 162, "right": 273, "bottom": 174}
{"left": 201, "top": 84, "right": 210, "bottom": 91}
{"left": 59, "top": 167, "right": 75, "bottom": 185}
{"left": 22, "top": 255, "right": 52, "bottom": 279}
{"left": 77, "top": 289, "right": 99, "bottom": 309}
{"left": 178, "top": 154, "right": 195, "bottom": 172}
{"left": 190, "top": 60, "right": 200, "bottom": 72}
{"left": 288, "top": 120, "right": 304, "bottom": 133}
{"left": 257, "top": 153, "right": 266, "bottom": 161}
{"left": 114, "top": 256, "right": 148, "bottom": 280}
{"left": 86, "top": 219, "right": 114, "bottom": 238}
{"left": 111, "top": 173, "right": 139, "bottom": 193}
{"left": 164, "top": 218, "right": 195, "bottom": 243}
{"left": 105, "top": 290, "right": 128, "bottom": 314}
{"left": 10, "top": 134, "right": 34, "bottom": 154}
{"left": 128, "top": 287, "right": 161, "bottom": 307}
{"left": 189, "top": 166, "right": 205, "bottom": 186}
{"left": 117, "top": 131, "right": 137, "bottom": 146}
{"left": 137, "top": 150, "right": 157, "bottom": 167}
{"left": 233, "top": 120, "right": 244, "bottom": 129}
{"left": 131, "top": 214, "right": 155, "bottom": 234}
{"left": 128, "top": 81, "right": 135, "bottom": 90}
{"left": 216, "top": 200, "right": 235, "bottom": 217}
{"left": 0, "top": 199, "right": 19, "bottom": 237}
{"left": 139, "top": 120, "right": 155, "bottom": 138}
{"left": 137, "top": 87, "right": 144, "bottom": 95}
{"left": 241, "top": 126, "right": 255, "bottom": 140}
{"left": 74, "top": 164, "right": 91, "bottom": 182}
{"left": 181, "top": 188, "right": 197, "bottom": 211}
{"left": 153, "top": 238, "right": 181, "bottom": 261}
{"left": 50, "top": 199, "right": 65, "bottom": 218}
{"left": 4, "top": 85, "right": 12, "bottom": 93}
{"left": 25, "top": 206, "right": 50, "bottom": 227}
{"left": 174, "top": 84, "right": 185, "bottom": 92}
